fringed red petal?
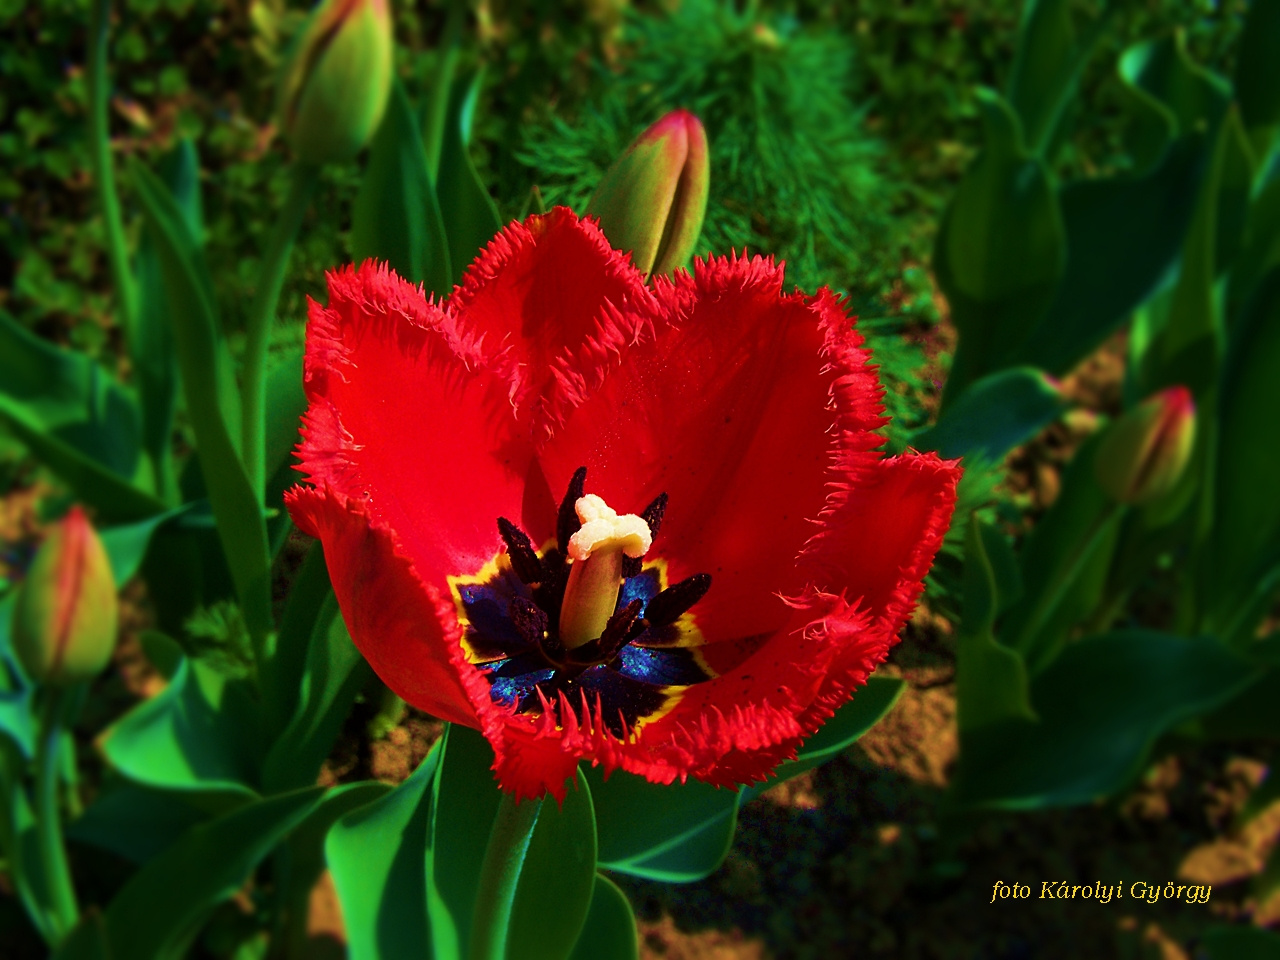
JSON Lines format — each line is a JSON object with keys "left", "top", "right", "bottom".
{"left": 293, "top": 260, "right": 536, "bottom": 584}
{"left": 286, "top": 484, "right": 478, "bottom": 726}
{"left": 450, "top": 208, "right": 659, "bottom": 438}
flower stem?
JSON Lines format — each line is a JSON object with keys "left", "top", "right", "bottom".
{"left": 87, "top": 0, "right": 138, "bottom": 340}
{"left": 468, "top": 792, "right": 543, "bottom": 960}
{"left": 241, "top": 162, "right": 319, "bottom": 498}
{"left": 35, "top": 689, "right": 79, "bottom": 944}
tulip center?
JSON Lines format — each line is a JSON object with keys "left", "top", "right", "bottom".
{"left": 560, "top": 494, "right": 653, "bottom": 649}
{"left": 447, "top": 467, "right": 718, "bottom": 736}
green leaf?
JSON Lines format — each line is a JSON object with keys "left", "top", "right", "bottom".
{"left": 956, "top": 518, "right": 1035, "bottom": 736}
{"left": 1020, "top": 136, "right": 1206, "bottom": 376}
{"left": 1201, "top": 665, "right": 1280, "bottom": 741}
{"left": 0, "top": 401, "right": 164, "bottom": 523}
{"left": 1119, "top": 33, "right": 1230, "bottom": 145}
{"left": 327, "top": 747, "right": 441, "bottom": 960}
{"left": 100, "top": 506, "right": 188, "bottom": 586}
{"left": 262, "top": 540, "right": 332, "bottom": 737}
{"left": 353, "top": 77, "right": 453, "bottom": 297}
{"left": 569, "top": 875, "right": 637, "bottom": 960}
{"left": 935, "top": 88, "right": 1065, "bottom": 402}
{"left": 133, "top": 139, "right": 198, "bottom": 504}
{"left": 430, "top": 723, "right": 505, "bottom": 959}
{"left": 0, "top": 728, "right": 50, "bottom": 944}
{"left": 608, "top": 800, "right": 738, "bottom": 883}
{"left": 1200, "top": 925, "right": 1280, "bottom": 960}
{"left": 0, "top": 309, "right": 141, "bottom": 480}
{"left": 953, "top": 631, "right": 1256, "bottom": 810}
{"left": 587, "top": 764, "right": 736, "bottom": 873}
{"left": 740, "top": 675, "right": 907, "bottom": 803}
{"left": 102, "top": 641, "right": 263, "bottom": 798}
{"left": 1145, "top": 109, "right": 1252, "bottom": 400}
{"left": 130, "top": 159, "right": 272, "bottom": 643}
{"left": 1000, "top": 433, "right": 1121, "bottom": 669}
{"left": 1006, "top": 0, "right": 1107, "bottom": 158}
{"left": 438, "top": 69, "right": 503, "bottom": 285}
{"left": 262, "top": 611, "right": 369, "bottom": 792}
{"left": 51, "top": 913, "right": 110, "bottom": 960}
{"left": 502, "top": 769, "right": 596, "bottom": 960}
{"left": 1230, "top": 172, "right": 1280, "bottom": 310}
{"left": 277, "top": 781, "right": 392, "bottom": 959}
{"left": 264, "top": 344, "right": 307, "bottom": 512}
{"left": 0, "top": 683, "right": 33, "bottom": 760}
{"left": 1204, "top": 267, "right": 1280, "bottom": 627}
{"left": 65, "top": 779, "right": 210, "bottom": 863}
{"left": 911, "top": 366, "right": 1061, "bottom": 461}
{"left": 1234, "top": 0, "right": 1280, "bottom": 139}
{"left": 102, "top": 786, "right": 326, "bottom": 960}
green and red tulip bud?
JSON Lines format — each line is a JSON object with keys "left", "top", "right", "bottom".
{"left": 1095, "top": 386, "right": 1196, "bottom": 505}
{"left": 12, "top": 506, "right": 118, "bottom": 687}
{"left": 586, "top": 109, "right": 710, "bottom": 277}
{"left": 277, "top": 0, "right": 394, "bottom": 165}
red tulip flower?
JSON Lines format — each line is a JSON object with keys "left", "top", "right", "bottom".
{"left": 287, "top": 208, "right": 960, "bottom": 800}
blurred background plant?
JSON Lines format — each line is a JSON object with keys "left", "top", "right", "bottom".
{"left": 2, "top": 0, "right": 1279, "bottom": 958}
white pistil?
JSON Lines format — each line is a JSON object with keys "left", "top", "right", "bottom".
{"left": 559, "top": 495, "right": 653, "bottom": 650}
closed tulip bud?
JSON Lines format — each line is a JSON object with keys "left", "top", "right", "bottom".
{"left": 11, "top": 507, "right": 118, "bottom": 687}
{"left": 1095, "top": 386, "right": 1196, "bottom": 505}
{"left": 277, "top": 0, "right": 394, "bottom": 165}
{"left": 586, "top": 109, "right": 710, "bottom": 276}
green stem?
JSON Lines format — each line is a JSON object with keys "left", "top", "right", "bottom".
{"left": 87, "top": 0, "right": 138, "bottom": 340}
{"left": 242, "top": 162, "right": 319, "bottom": 499}
{"left": 468, "top": 792, "right": 543, "bottom": 960}
{"left": 1018, "top": 501, "right": 1123, "bottom": 672}
{"left": 34, "top": 689, "right": 79, "bottom": 944}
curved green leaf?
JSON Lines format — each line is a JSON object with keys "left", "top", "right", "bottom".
{"left": 502, "top": 769, "right": 596, "bottom": 960}
{"left": 569, "top": 875, "right": 638, "bottom": 960}
{"left": 102, "top": 642, "right": 263, "bottom": 798}
{"left": 263, "top": 612, "right": 369, "bottom": 792}
{"left": 103, "top": 787, "right": 326, "bottom": 960}
{"left": 955, "top": 518, "right": 1035, "bottom": 739}
{"left": 0, "top": 309, "right": 141, "bottom": 481}
{"left": 327, "top": 748, "right": 441, "bottom": 960}
{"left": 953, "top": 631, "right": 1256, "bottom": 810}
{"left": 431, "top": 724, "right": 505, "bottom": 959}
{"left": 912, "top": 366, "right": 1062, "bottom": 461}
{"left": 0, "top": 391, "right": 161, "bottom": 523}
{"left": 935, "top": 88, "right": 1065, "bottom": 402}
{"left": 588, "top": 765, "right": 736, "bottom": 870}
{"left": 65, "top": 779, "right": 211, "bottom": 863}
{"left": 1020, "top": 136, "right": 1206, "bottom": 375}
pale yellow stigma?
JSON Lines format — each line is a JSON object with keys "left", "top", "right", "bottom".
{"left": 567, "top": 494, "right": 653, "bottom": 561}
{"left": 560, "top": 495, "right": 653, "bottom": 650}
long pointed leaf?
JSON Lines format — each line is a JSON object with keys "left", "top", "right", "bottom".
{"left": 353, "top": 78, "right": 453, "bottom": 297}
{"left": 130, "top": 159, "right": 272, "bottom": 642}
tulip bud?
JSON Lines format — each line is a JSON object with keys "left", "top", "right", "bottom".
{"left": 277, "top": 0, "right": 394, "bottom": 165}
{"left": 1095, "top": 386, "right": 1196, "bottom": 505}
{"left": 11, "top": 507, "right": 118, "bottom": 687}
{"left": 586, "top": 109, "right": 710, "bottom": 276}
